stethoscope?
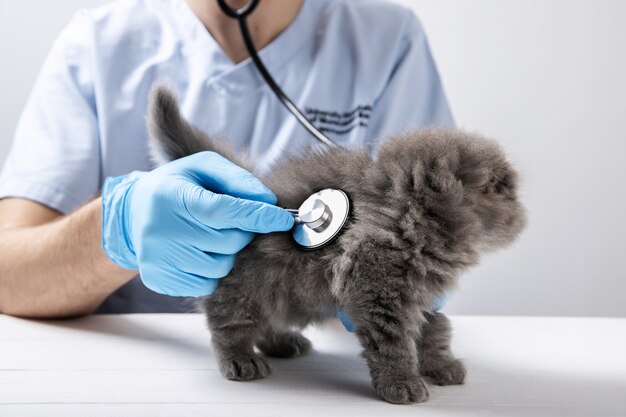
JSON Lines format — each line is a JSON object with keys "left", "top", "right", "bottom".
{"left": 217, "top": 0, "right": 351, "bottom": 250}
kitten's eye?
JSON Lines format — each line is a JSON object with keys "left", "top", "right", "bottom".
{"left": 481, "top": 176, "right": 497, "bottom": 194}
{"left": 495, "top": 174, "right": 512, "bottom": 193}
{"left": 483, "top": 172, "right": 514, "bottom": 196}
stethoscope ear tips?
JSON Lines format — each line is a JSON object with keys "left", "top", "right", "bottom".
{"left": 290, "top": 189, "right": 350, "bottom": 250}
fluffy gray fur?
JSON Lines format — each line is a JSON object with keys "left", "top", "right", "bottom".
{"left": 147, "top": 86, "right": 527, "bottom": 404}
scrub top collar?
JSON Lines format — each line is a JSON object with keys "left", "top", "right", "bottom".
{"left": 172, "top": 0, "right": 323, "bottom": 94}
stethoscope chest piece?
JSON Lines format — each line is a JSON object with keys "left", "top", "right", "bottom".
{"left": 292, "top": 189, "right": 350, "bottom": 250}
{"left": 217, "top": 0, "right": 351, "bottom": 251}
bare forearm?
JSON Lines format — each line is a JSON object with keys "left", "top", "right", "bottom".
{"left": 0, "top": 198, "right": 136, "bottom": 317}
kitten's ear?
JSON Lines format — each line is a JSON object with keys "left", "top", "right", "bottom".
{"left": 426, "top": 156, "right": 463, "bottom": 194}
{"left": 454, "top": 139, "right": 516, "bottom": 196}
{"left": 147, "top": 84, "right": 250, "bottom": 169}
{"left": 482, "top": 163, "right": 519, "bottom": 198}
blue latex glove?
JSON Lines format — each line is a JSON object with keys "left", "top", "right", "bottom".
{"left": 101, "top": 151, "right": 294, "bottom": 297}
{"left": 337, "top": 294, "right": 450, "bottom": 333}
{"left": 337, "top": 308, "right": 356, "bottom": 332}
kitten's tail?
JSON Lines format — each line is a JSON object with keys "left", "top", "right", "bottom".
{"left": 147, "top": 84, "right": 250, "bottom": 169}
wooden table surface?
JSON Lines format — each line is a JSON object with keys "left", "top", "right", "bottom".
{"left": 1, "top": 314, "right": 625, "bottom": 416}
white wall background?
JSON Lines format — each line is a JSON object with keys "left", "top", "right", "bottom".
{"left": 1, "top": 0, "right": 624, "bottom": 317}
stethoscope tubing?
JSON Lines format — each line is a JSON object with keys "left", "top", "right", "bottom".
{"left": 216, "top": 0, "right": 341, "bottom": 149}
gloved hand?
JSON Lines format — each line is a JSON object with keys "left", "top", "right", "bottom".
{"left": 101, "top": 151, "right": 294, "bottom": 297}
{"left": 337, "top": 308, "right": 355, "bottom": 332}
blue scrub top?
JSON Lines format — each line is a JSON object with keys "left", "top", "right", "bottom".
{"left": 0, "top": 0, "right": 454, "bottom": 313}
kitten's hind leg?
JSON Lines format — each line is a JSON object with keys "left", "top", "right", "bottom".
{"left": 417, "top": 312, "right": 466, "bottom": 386}
{"left": 257, "top": 328, "right": 312, "bottom": 359}
{"left": 205, "top": 300, "right": 271, "bottom": 381}
{"left": 211, "top": 324, "right": 272, "bottom": 381}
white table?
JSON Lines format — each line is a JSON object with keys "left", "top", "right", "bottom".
{"left": 1, "top": 314, "right": 624, "bottom": 416}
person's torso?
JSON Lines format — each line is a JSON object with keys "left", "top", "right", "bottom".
{"left": 87, "top": 0, "right": 417, "bottom": 179}
{"left": 84, "top": 0, "right": 436, "bottom": 313}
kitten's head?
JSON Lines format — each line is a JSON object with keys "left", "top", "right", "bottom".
{"left": 376, "top": 129, "right": 526, "bottom": 253}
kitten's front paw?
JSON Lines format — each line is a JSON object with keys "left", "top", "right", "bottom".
{"left": 423, "top": 359, "right": 466, "bottom": 386}
{"left": 374, "top": 376, "right": 430, "bottom": 404}
{"left": 257, "top": 331, "right": 312, "bottom": 358}
{"left": 219, "top": 354, "right": 272, "bottom": 381}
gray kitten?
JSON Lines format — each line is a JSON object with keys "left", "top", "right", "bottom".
{"left": 147, "top": 86, "right": 527, "bottom": 404}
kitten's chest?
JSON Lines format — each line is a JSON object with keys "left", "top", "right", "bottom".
{"left": 268, "top": 260, "right": 337, "bottom": 327}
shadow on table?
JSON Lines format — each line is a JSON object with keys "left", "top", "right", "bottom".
{"left": 261, "top": 351, "right": 375, "bottom": 399}
{"left": 252, "top": 355, "right": 626, "bottom": 413}
{"left": 18, "top": 314, "right": 213, "bottom": 359}
{"left": 15, "top": 316, "right": 626, "bottom": 410}
{"left": 18, "top": 315, "right": 378, "bottom": 400}
{"left": 432, "top": 357, "right": 626, "bottom": 417}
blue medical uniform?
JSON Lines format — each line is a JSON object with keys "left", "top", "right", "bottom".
{"left": 0, "top": 0, "right": 454, "bottom": 313}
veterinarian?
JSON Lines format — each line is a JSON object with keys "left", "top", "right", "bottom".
{"left": 0, "top": 0, "right": 453, "bottom": 317}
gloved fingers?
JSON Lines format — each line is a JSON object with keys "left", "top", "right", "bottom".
{"left": 183, "top": 224, "right": 255, "bottom": 255}
{"left": 336, "top": 308, "right": 356, "bottom": 332}
{"left": 434, "top": 293, "right": 450, "bottom": 311}
{"left": 181, "top": 152, "right": 278, "bottom": 204}
{"left": 145, "top": 242, "right": 235, "bottom": 279}
{"left": 140, "top": 265, "right": 220, "bottom": 297}
{"left": 187, "top": 188, "right": 294, "bottom": 233}
{"left": 175, "top": 248, "right": 236, "bottom": 279}
{"left": 138, "top": 247, "right": 235, "bottom": 297}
